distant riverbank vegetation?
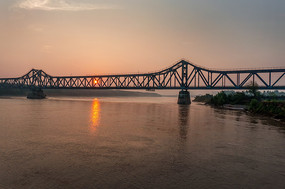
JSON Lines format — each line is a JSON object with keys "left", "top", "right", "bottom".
{"left": 193, "top": 82, "right": 285, "bottom": 120}
{"left": 0, "top": 88, "right": 161, "bottom": 97}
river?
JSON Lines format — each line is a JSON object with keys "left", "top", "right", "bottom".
{"left": 0, "top": 97, "right": 284, "bottom": 189}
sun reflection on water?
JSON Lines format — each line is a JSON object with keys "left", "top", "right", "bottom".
{"left": 90, "top": 98, "right": 101, "bottom": 133}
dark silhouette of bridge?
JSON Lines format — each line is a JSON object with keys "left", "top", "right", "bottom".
{"left": 1, "top": 60, "right": 284, "bottom": 90}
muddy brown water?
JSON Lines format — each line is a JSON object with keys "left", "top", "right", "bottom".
{"left": 0, "top": 97, "right": 284, "bottom": 189}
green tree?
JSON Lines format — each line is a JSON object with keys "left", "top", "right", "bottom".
{"left": 212, "top": 91, "right": 228, "bottom": 106}
{"left": 246, "top": 81, "right": 260, "bottom": 99}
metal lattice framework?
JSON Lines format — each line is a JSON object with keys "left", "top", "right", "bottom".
{"left": 0, "top": 60, "right": 285, "bottom": 90}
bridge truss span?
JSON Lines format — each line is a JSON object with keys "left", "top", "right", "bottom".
{"left": 0, "top": 60, "right": 285, "bottom": 90}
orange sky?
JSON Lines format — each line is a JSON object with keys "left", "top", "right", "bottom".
{"left": 0, "top": 0, "right": 285, "bottom": 77}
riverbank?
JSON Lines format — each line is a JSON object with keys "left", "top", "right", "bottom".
{"left": 194, "top": 92, "right": 285, "bottom": 121}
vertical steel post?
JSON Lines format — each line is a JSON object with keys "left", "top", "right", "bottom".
{"left": 181, "top": 61, "right": 188, "bottom": 90}
{"left": 269, "top": 72, "right": 271, "bottom": 87}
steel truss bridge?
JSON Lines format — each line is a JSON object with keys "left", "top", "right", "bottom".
{"left": 0, "top": 60, "right": 285, "bottom": 90}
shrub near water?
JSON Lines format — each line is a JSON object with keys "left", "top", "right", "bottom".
{"left": 194, "top": 91, "right": 285, "bottom": 120}
{"left": 249, "top": 99, "right": 285, "bottom": 119}
{"left": 210, "top": 92, "right": 251, "bottom": 106}
{"left": 193, "top": 94, "right": 213, "bottom": 104}
{"left": 211, "top": 92, "right": 227, "bottom": 106}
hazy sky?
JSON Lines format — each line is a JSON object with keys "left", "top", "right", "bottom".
{"left": 0, "top": 0, "right": 285, "bottom": 77}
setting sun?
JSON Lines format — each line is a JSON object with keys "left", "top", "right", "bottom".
{"left": 93, "top": 79, "right": 98, "bottom": 85}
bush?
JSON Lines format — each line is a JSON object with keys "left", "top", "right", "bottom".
{"left": 249, "top": 99, "right": 260, "bottom": 111}
{"left": 211, "top": 92, "right": 228, "bottom": 106}
{"left": 193, "top": 94, "right": 213, "bottom": 103}
{"left": 249, "top": 99, "right": 285, "bottom": 119}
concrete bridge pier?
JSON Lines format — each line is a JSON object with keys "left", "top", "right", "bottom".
{"left": 27, "top": 88, "right": 46, "bottom": 99}
{"left": 177, "top": 90, "right": 191, "bottom": 105}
